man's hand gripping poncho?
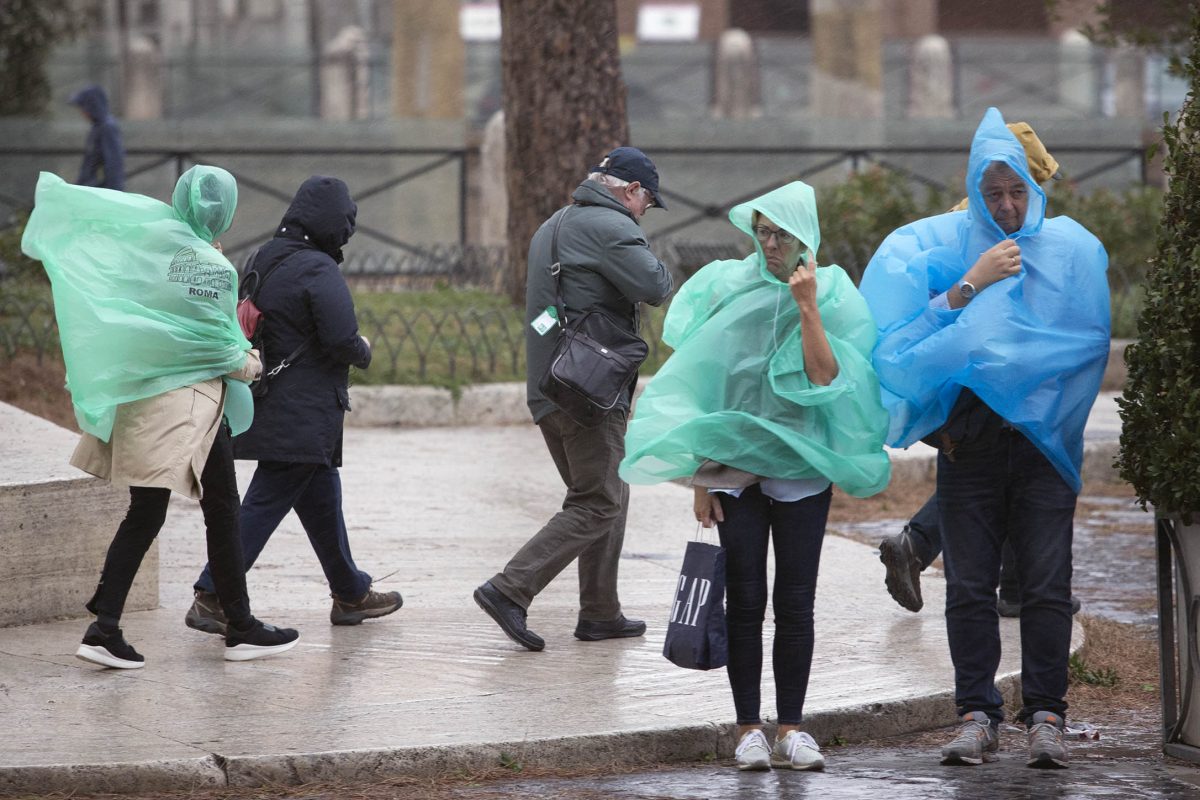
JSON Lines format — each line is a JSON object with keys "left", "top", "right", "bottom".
{"left": 858, "top": 108, "right": 1111, "bottom": 492}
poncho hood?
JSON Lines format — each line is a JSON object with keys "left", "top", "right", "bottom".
{"left": 728, "top": 181, "right": 820, "bottom": 284}
{"left": 964, "top": 107, "right": 1046, "bottom": 242}
{"left": 172, "top": 165, "right": 237, "bottom": 243}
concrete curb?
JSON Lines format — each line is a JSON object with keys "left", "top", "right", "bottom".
{"left": 0, "top": 677, "right": 1030, "bottom": 795}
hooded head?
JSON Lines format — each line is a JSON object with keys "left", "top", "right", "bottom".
{"left": 728, "top": 181, "right": 820, "bottom": 283}
{"left": 278, "top": 176, "right": 357, "bottom": 263}
{"left": 69, "top": 85, "right": 111, "bottom": 123}
{"left": 172, "top": 165, "right": 237, "bottom": 243}
{"left": 965, "top": 108, "right": 1046, "bottom": 240}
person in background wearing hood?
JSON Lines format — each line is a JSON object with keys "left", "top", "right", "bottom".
{"left": 69, "top": 84, "right": 125, "bottom": 191}
{"left": 22, "top": 166, "right": 300, "bottom": 668}
{"left": 473, "top": 147, "right": 673, "bottom": 652}
{"left": 859, "top": 108, "right": 1110, "bottom": 769}
{"left": 877, "top": 122, "right": 1081, "bottom": 620}
{"left": 621, "top": 182, "right": 891, "bottom": 771}
{"left": 186, "top": 176, "right": 403, "bottom": 635}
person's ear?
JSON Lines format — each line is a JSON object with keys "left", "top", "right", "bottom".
{"left": 627, "top": 180, "right": 642, "bottom": 198}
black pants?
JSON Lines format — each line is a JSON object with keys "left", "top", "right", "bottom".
{"left": 86, "top": 425, "right": 252, "bottom": 628}
{"left": 717, "top": 484, "right": 832, "bottom": 726}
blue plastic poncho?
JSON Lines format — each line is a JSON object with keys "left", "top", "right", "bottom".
{"left": 858, "top": 108, "right": 1111, "bottom": 491}
{"left": 21, "top": 167, "right": 255, "bottom": 441}
{"left": 620, "top": 181, "right": 892, "bottom": 497}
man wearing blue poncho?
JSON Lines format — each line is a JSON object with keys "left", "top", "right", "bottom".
{"left": 859, "top": 108, "right": 1111, "bottom": 768}
{"left": 622, "top": 181, "right": 890, "bottom": 771}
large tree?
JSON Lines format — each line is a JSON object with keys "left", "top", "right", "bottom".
{"left": 0, "top": 0, "right": 84, "bottom": 116}
{"left": 499, "top": 0, "right": 629, "bottom": 305}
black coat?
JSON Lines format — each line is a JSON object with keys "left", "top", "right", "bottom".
{"left": 233, "top": 176, "right": 371, "bottom": 466}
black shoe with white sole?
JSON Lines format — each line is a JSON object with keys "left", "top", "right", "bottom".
{"left": 224, "top": 618, "right": 300, "bottom": 662}
{"left": 76, "top": 622, "right": 145, "bottom": 669}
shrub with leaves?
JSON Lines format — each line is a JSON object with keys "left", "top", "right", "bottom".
{"left": 1118, "top": 9, "right": 1200, "bottom": 519}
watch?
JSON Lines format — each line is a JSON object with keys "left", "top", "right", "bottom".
{"left": 958, "top": 280, "right": 977, "bottom": 300}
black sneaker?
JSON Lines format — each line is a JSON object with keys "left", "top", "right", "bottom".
{"left": 473, "top": 580, "right": 544, "bottom": 651}
{"left": 224, "top": 618, "right": 300, "bottom": 662}
{"left": 185, "top": 590, "right": 228, "bottom": 636}
{"left": 76, "top": 622, "right": 145, "bottom": 669}
{"left": 330, "top": 588, "right": 403, "bottom": 626}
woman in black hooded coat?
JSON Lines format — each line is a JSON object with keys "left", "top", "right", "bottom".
{"left": 188, "top": 176, "right": 403, "bottom": 631}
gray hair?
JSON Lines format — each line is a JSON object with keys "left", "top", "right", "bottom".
{"left": 588, "top": 171, "right": 651, "bottom": 202}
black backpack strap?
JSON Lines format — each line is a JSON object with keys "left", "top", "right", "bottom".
{"left": 265, "top": 334, "right": 318, "bottom": 379}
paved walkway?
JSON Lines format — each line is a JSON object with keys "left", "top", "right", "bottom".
{"left": 0, "top": 395, "right": 1120, "bottom": 795}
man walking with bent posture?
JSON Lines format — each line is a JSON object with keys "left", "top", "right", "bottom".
{"left": 474, "top": 147, "right": 673, "bottom": 651}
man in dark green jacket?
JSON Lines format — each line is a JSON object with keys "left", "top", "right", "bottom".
{"left": 475, "top": 147, "right": 673, "bottom": 651}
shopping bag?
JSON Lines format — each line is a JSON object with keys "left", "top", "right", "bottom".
{"left": 663, "top": 528, "right": 728, "bottom": 670}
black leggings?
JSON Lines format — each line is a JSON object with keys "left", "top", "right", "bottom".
{"left": 717, "top": 484, "right": 831, "bottom": 726}
{"left": 86, "top": 424, "right": 252, "bottom": 628}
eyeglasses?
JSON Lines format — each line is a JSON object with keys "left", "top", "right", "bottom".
{"left": 753, "top": 225, "right": 796, "bottom": 246}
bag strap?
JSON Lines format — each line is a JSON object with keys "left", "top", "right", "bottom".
{"left": 242, "top": 246, "right": 318, "bottom": 381}
{"left": 548, "top": 205, "right": 573, "bottom": 326}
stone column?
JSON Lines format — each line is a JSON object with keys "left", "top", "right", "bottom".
{"left": 122, "top": 34, "right": 163, "bottom": 120}
{"left": 810, "top": 0, "right": 883, "bottom": 119}
{"left": 1059, "top": 29, "right": 1097, "bottom": 115}
{"left": 479, "top": 111, "right": 508, "bottom": 247}
{"left": 908, "top": 34, "right": 953, "bottom": 119}
{"left": 392, "top": 0, "right": 464, "bottom": 118}
{"left": 711, "top": 28, "right": 760, "bottom": 120}
{"left": 1111, "top": 45, "right": 1145, "bottom": 119}
{"left": 321, "top": 25, "right": 370, "bottom": 120}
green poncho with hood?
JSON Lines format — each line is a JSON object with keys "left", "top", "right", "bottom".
{"left": 21, "top": 167, "right": 254, "bottom": 441}
{"left": 620, "top": 181, "right": 891, "bottom": 496}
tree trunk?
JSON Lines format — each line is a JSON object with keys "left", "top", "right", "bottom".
{"left": 499, "top": 0, "right": 629, "bottom": 305}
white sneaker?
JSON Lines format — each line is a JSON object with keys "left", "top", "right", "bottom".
{"left": 734, "top": 729, "right": 772, "bottom": 771}
{"left": 772, "top": 730, "right": 825, "bottom": 771}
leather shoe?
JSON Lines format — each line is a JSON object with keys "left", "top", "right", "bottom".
{"left": 573, "top": 615, "right": 646, "bottom": 641}
{"left": 473, "top": 581, "right": 544, "bottom": 651}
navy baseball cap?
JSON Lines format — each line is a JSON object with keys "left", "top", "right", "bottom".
{"left": 590, "top": 146, "right": 667, "bottom": 210}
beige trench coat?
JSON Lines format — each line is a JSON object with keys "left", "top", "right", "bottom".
{"left": 71, "top": 352, "right": 261, "bottom": 500}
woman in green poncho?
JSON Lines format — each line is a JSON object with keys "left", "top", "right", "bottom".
{"left": 21, "top": 166, "right": 300, "bottom": 669}
{"left": 620, "top": 181, "right": 890, "bottom": 771}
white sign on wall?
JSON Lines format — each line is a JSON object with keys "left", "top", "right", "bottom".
{"left": 460, "top": 2, "right": 501, "bottom": 42}
{"left": 637, "top": 3, "right": 701, "bottom": 42}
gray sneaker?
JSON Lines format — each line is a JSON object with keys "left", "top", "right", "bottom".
{"left": 184, "top": 590, "right": 228, "bottom": 636}
{"left": 940, "top": 711, "right": 999, "bottom": 765}
{"left": 1027, "top": 711, "right": 1069, "bottom": 768}
{"left": 879, "top": 528, "right": 924, "bottom": 612}
{"left": 330, "top": 588, "right": 404, "bottom": 626}
{"left": 734, "top": 729, "right": 771, "bottom": 771}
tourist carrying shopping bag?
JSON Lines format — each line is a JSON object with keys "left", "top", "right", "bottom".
{"left": 663, "top": 524, "right": 728, "bottom": 671}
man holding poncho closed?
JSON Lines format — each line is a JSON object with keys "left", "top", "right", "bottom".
{"left": 859, "top": 108, "right": 1111, "bottom": 768}
{"left": 621, "top": 181, "right": 890, "bottom": 772}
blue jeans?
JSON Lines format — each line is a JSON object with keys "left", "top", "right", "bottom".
{"left": 907, "top": 494, "right": 1021, "bottom": 601}
{"left": 716, "top": 484, "right": 831, "bottom": 726}
{"left": 195, "top": 461, "right": 371, "bottom": 601}
{"left": 937, "top": 429, "right": 1076, "bottom": 727}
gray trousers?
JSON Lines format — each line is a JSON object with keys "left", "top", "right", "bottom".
{"left": 490, "top": 409, "right": 629, "bottom": 622}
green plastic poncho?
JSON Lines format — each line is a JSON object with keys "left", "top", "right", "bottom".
{"left": 21, "top": 167, "right": 254, "bottom": 442}
{"left": 620, "top": 181, "right": 891, "bottom": 496}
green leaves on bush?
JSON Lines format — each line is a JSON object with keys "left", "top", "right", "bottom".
{"left": 1118, "top": 10, "right": 1200, "bottom": 519}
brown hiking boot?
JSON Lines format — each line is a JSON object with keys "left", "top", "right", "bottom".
{"left": 330, "top": 588, "right": 403, "bottom": 626}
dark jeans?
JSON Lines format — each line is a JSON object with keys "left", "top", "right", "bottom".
{"left": 716, "top": 483, "right": 831, "bottom": 726}
{"left": 195, "top": 461, "right": 371, "bottom": 601}
{"left": 87, "top": 425, "right": 252, "bottom": 628}
{"left": 937, "top": 429, "right": 1076, "bottom": 727}
{"left": 907, "top": 494, "right": 1020, "bottom": 601}
{"left": 491, "top": 409, "right": 628, "bottom": 621}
